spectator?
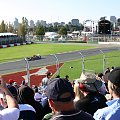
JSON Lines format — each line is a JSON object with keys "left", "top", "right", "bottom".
{"left": 110, "top": 66, "right": 114, "bottom": 72}
{"left": 33, "top": 86, "right": 42, "bottom": 102}
{"left": 13, "top": 82, "right": 19, "bottom": 90}
{"left": 7, "top": 79, "right": 18, "bottom": 101}
{"left": 75, "top": 72, "right": 107, "bottom": 116}
{"left": 104, "top": 67, "right": 110, "bottom": 74}
{"left": 94, "top": 67, "right": 120, "bottom": 120}
{"left": 46, "top": 78, "right": 94, "bottom": 120}
{"left": 8, "top": 79, "right": 15, "bottom": 85}
{"left": 7, "top": 82, "right": 37, "bottom": 120}
{"left": 41, "top": 86, "right": 52, "bottom": 116}
{"left": 55, "top": 75, "right": 60, "bottom": 78}
{"left": 18, "top": 85, "right": 44, "bottom": 120}
{"left": 41, "top": 72, "right": 52, "bottom": 87}
{"left": 74, "top": 80, "right": 84, "bottom": 103}
{"left": 103, "top": 72, "right": 110, "bottom": 92}
{"left": 97, "top": 73, "right": 107, "bottom": 95}
{"left": 64, "top": 75, "right": 69, "bottom": 81}
{"left": 0, "top": 76, "right": 19, "bottom": 120}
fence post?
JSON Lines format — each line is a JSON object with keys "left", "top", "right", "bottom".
{"left": 100, "top": 50, "right": 106, "bottom": 73}
{"left": 24, "top": 58, "right": 30, "bottom": 87}
{"left": 79, "top": 52, "right": 85, "bottom": 73}
{"left": 52, "top": 54, "right": 60, "bottom": 76}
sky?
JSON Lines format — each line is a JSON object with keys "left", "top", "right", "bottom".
{"left": 0, "top": 0, "right": 120, "bottom": 24}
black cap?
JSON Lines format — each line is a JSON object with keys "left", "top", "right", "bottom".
{"left": 108, "top": 67, "right": 120, "bottom": 86}
{"left": 46, "top": 78, "right": 74, "bottom": 102}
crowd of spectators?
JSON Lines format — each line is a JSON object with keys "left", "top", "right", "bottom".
{"left": 0, "top": 66, "right": 120, "bottom": 120}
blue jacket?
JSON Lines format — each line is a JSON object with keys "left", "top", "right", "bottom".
{"left": 94, "top": 98, "right": 120, "bottom": 120}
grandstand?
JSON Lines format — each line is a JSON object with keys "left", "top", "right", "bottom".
{"left": 0, "top": 32, "right": 25, "bottom": 45}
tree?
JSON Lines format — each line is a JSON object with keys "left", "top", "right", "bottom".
{"left": 6, "top": 22, "right": 14, "bottom": 33}
{"left": 18, "top": 17, "right": 28, "bottom": 37}
{"left": 58, "top": 26, "right": 67, "bottom": 35}
{"left": 0, "top": 20, "right": 6, "bottom": 33}
{"left": 35, "top": 25, "right": 45, "bottom": 40}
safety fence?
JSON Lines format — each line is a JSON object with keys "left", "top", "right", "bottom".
{"left": 0, "top": 49, "right": 120, "bottom": 86}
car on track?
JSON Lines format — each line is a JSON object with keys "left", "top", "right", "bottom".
{"left": 26, "top": 54, "right": 41, "bottom": 61}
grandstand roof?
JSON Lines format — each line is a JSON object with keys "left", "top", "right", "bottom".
{"left": 0, "top": 33, "right": 17, "bottom": 36}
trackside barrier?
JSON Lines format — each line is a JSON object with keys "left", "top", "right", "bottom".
{"left": 0, "top": 43, "right": 27, "bottom": 49}
{"left": 79, "top": 50, "right": 107, "bottom": 74}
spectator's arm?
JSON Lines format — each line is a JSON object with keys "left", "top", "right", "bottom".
{"left": 0, "top": 76, "right": 19, "bottom": 109}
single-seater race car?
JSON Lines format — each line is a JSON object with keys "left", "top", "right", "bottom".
{"left": 26, "top": 54, "right": 41, "bottom": 61}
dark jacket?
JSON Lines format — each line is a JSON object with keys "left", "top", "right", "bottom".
{"left": 75, "top": 92, "right": 108, "bottom": 116}
{"left": 50, "top": 109, "right": 94, "bottom": 120}
{"left": 18, "top": 85, "right": 44, "bottom": 120}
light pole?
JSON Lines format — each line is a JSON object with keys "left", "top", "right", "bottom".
{"left": 24, "top": 58, "right": 30, "bottom": 87}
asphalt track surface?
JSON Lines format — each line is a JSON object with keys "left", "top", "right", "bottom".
{"left": 0, "top": 44, "right": 120, "bottom": 75}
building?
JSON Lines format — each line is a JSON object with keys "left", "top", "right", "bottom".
{"left": 71, "top": 19, "right": 80, "bottom": 26}
{"left": 110, "top": 16, "right": 117, "bottom": 23}
{"left": 98, "top": 20, "right": 111, "bottom": 34}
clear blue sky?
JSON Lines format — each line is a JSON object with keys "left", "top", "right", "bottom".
{"left": 0, "top": 0, "right": 120, "bottom": 24}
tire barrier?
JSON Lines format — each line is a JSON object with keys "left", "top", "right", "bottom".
{"left": 0, "top": 43, "right": 27, "bottom": 49}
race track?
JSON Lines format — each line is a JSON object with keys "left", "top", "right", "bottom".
{"left": 0, "top": 45, "right": 119, "bottom": 75}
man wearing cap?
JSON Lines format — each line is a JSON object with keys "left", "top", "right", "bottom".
{"left": 94, "top": 67, "right": 120, "bottom": 120}
{"left": 75, "top": 72, "right": 107, "bottom": 116}
{"left": 46, "top": 78, "right": 95, "bottom": 120}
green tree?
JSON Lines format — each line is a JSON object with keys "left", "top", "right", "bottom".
{"left": 46, "top": 26, "right": 54, "bottom": 32}
{"left": 7, "top": 22, "right": 14, "bottom": 33}
{"left": 58, "top": 26, "right": 67, "bottom": 35}
{"left": 35, "top": 25, "right": 45, "bottom": 40}
{"left": 18, "top": 17, "right": 28, "bottom": 37}
{"left": 0, "top": 20, "right": 6, "bottom": 33}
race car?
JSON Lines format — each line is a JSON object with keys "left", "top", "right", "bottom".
{"left": 26, "top": 54, "right": 41, "bottom": 61}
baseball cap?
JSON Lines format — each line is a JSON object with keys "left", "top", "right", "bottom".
{"left": 46, "top": 78, "right": 74, "bottom": 102}
{"left": 79, "top": 72, "right": 102, "bottom": 92}
{"left": 108, "top": 67, "right": 120, "bottom": 86}
{"left": 9, "top": 79, "right": 15, "bottom": 84}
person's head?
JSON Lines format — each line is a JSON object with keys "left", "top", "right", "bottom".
{"left": 46, "top": 78, "right": 75, "bottom": 112}
{"left": 34, "top": 87, "right": 38, "bottom": 93}
{"left": 7, "top": 85, "right": 18, "bottom": 100}
{"left": 107, "top": 67, "right": 120, "bottom": 98}
{"left": 97, "top": 73, "right": 104, "bottom": 79}
{"left": 74, "top": 81, "right": 84, "bottom": 101}
{"left": 104, "top": 68, "right": 110, "bottom": 74}
{"left": 55, "top": 75, "right": 60, "bottom": 78}
{"left": 18, "top": 86, "right": 35, "bottom": 104}
{"left": 65, "top": 75, "right": 69, "bottom": 79}
{"left": 8, "top": 79, "right": 15, "bottom": 85}
{"left": 13, "top": 82, "right": 19, "bottom": 89}
{"left": 47, "top": 72, "right": 52, "bottom": 79}
{"left": 111, "top": 66, "right": 114, "bottom": 69}
{"left": 79, "top": 72, "right": 102, "bottom": 93}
